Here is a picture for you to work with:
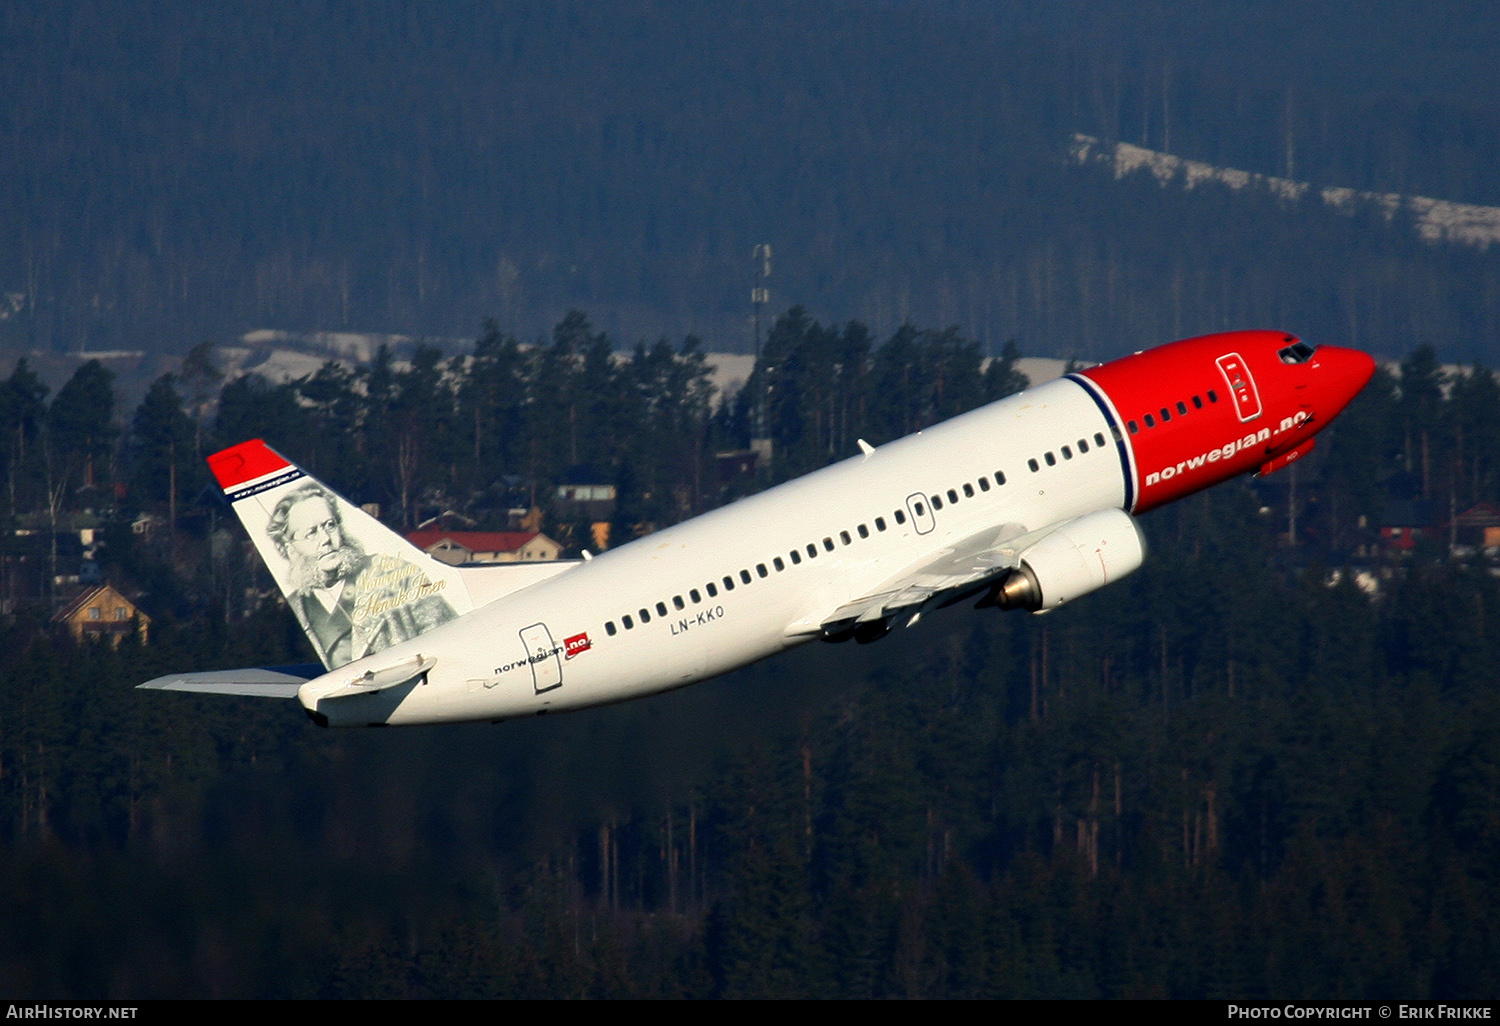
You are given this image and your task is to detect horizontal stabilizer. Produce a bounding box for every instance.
[307,654,437,701]
[458,559,582,606]
[136,663,324,699]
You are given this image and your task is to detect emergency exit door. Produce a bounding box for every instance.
[906,492,936,535]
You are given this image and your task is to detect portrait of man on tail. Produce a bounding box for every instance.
[266,482,457,668]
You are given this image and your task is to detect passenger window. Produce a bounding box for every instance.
[690,589,701,603]
[1028,458,1039,472]
[706,582,718,597]
[996,471,1006,485]
[640,608,651,624]
[656,602,668,616]
[1044,452,1056,466]
[724,576,736,590]
[1160,407,1171,422]
[1061,446,1073,460]
[931,495,943,510]
[1078,439,1089,453]
[1208,390,1219,403]
[790,549,802,564]
[1193,395,1203,409]
[1128,420,1139,434]
[913,502,925,516]
[740,569,751,584]
[806,544,818,559]
[978,477,990,492]
[1097,432,1109,446]
[673,596,684,610]
[1144,414,1155,428]
[823,537,834,551]
[606,621,617,636]
[947,489,959,503]
[623,614,634,629]
[876,517,888,531]
[963,483,974,497]
[1177,401,1188,416]
[857,524,869,538]
[774,557,785,571]
[839,531,851,545]
[895,510,907,525]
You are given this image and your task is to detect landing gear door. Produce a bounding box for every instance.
[905,492,936,535]
[1216,352,1263,423]
[518,622,563,694]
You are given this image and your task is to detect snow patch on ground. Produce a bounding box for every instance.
[223,333,1071,406]
[1071,134,1500,250]
[226,329,761,408]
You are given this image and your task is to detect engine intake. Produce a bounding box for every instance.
[994,508,1146,611]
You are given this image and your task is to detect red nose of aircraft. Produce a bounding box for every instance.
[1319,345,1377,411]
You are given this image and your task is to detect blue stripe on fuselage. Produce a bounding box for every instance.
[1066,373,1135,512]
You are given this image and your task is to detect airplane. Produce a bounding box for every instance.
[139,330,1375,727]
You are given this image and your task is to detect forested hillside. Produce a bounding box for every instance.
[7,512,1500,998]
[3,1,1500,360]
[0,312,1495,996]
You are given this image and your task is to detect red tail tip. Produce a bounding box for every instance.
[207,439,290,490]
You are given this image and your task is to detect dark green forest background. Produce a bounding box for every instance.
[0,308,1495,998]
[4,0,1500,360]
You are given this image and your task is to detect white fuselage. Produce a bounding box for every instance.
[160,330,1374,723]
[308,377,1128,726]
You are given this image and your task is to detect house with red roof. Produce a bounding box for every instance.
[405,530,562,566]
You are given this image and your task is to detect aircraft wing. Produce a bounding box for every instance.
[136,663,324,699]
[795,521,1064,637]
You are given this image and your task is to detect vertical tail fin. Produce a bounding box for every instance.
[208,440,473,670]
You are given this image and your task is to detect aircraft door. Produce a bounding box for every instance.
[518,622,563,694]
[905,492,936,535]
[1215,353,1263,422]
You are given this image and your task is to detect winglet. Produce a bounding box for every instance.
[857,438,875,456]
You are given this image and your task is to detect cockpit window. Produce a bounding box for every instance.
[1278,341,1318,364]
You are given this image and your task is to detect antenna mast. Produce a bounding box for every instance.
[751,244,771,360]
[750,244,773,469]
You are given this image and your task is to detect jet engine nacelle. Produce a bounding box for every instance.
[995,508,1147,611]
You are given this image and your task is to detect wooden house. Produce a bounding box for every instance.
[53,584,150,646]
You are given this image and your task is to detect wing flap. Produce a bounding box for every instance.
[816,521,1059,632]
[136,663,323,698]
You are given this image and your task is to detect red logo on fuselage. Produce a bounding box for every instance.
[564,632,591,659]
